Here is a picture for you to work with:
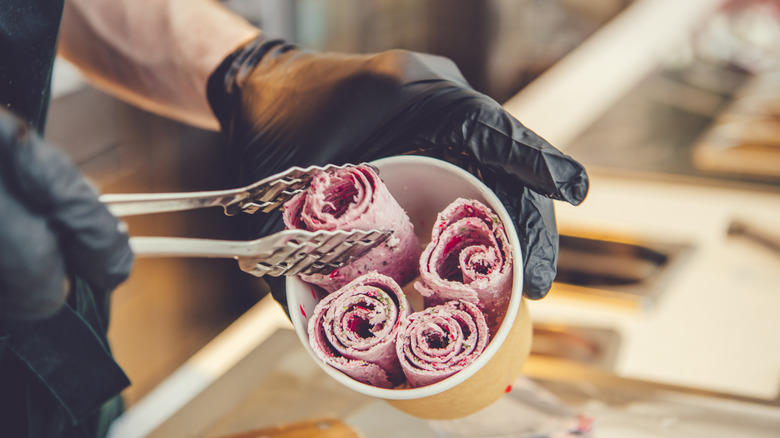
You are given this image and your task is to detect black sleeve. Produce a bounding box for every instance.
[0,0,65,132]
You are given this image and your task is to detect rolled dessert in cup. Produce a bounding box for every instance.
[283,164,421,292]
[307,271,411,388]
[287,156,531,420]
[396,299,490,388]
[415,198,513,329]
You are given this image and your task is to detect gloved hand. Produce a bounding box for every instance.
[207,35,588,302]
[0,107,134,322]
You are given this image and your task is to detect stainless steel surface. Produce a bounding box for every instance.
[129,228,392,277]
[101,163,372,217]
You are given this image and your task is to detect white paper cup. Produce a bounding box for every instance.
[286,156,532,420]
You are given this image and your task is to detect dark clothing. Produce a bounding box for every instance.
[0,279,129,438]
[0,0,64,132]
[0,0,130,436]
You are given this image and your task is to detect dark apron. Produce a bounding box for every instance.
[0,279,130,438]
[1,1,131,436]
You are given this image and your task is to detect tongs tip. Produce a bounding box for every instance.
[232,162,376,216]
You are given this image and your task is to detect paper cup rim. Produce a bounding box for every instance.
[286,155,524,400]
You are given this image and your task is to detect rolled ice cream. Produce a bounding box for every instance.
[415,198,512,328]
[308,271,411,388]
[396,300,490,388]
[283,164,421,292]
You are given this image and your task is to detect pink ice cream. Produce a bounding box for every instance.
[414,198,512,329]
[283,164,421,292]
[396,299,490,388]
[308,272,411,388]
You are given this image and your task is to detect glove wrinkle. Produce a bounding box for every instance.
[494,179,558,300]
[543,149,590,206]
[370,50,470,88]
[405,92,589,207]
[231,37,295,91]
[523,189,559,299]
[467,110,589,205]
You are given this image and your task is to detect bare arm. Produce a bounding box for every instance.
[58,0,260,131]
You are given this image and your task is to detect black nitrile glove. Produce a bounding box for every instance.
[207,35,588,305]
[0,107,134,322]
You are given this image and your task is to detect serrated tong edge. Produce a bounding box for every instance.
[100,162,379,217]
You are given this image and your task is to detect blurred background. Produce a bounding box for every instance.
[47,0,780,436]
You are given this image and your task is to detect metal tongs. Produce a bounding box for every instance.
[100,164,392,278]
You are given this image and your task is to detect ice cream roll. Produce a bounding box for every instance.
[415,198,513,329]
[284,164,421,292]
[396,299,490,388]
[307,272,411,388]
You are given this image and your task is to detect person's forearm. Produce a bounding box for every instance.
[58,0,259,131]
